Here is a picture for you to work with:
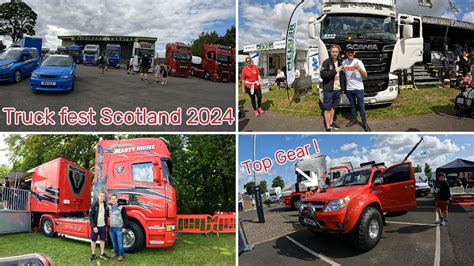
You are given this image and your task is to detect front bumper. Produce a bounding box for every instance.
[299,206,349,233]
[146,219,176,248]
[319,84,398,107]
[0,69,14,82]
[416,187,430,195]
[30,77,74,91]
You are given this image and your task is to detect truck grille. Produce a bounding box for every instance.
[353,50,392,93]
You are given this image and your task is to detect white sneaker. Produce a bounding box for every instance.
[440,220,448,226]
[435,218,443,224]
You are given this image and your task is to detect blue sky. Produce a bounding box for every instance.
[238,0,474,47]
[238,134,474,192]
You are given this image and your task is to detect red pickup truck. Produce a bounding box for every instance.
[299,160,417,250]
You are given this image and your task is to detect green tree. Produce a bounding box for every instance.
[0,0,37,43]
[424,162,432,178]
[244,181,255,195]
[259,180,268,194]
[220,26,235,47]
[0,164,11,178]
[191,31,220,56]
[272,176,285,188]
[414,164,422,173]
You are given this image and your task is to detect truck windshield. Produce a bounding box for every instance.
[331,170,371,188]
[217,54,231,63]
[42,56,71,67]
[69,51,80,56]
[321,14,396,41]
[136,48,153,57]
[84,50,97,55]
[0,49,21,60]
[173,53,192,61]
[106,51,120,57]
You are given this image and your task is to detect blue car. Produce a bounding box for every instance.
[0,47,40,83]
[30,55,76,91]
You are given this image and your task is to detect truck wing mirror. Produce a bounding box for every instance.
[308,17,317,39]
[374,177,384,186]
[402,24,413,39]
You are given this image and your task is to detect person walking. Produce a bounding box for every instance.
[155,63,161,83]
[434,173,451,226]
[140,55,152,81]
[98,54,106,75]
[241,57,264,117]
[162,65,169,84]
[108,194,129,261]
[89,191,110,261]
[320,44,343,132]
[342,47,370,131]
[127,57,134,75]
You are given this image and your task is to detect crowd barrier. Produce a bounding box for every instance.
[176,212,236,235]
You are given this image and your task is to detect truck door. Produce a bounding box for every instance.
[373,162,416,212]
[389,15,423,72]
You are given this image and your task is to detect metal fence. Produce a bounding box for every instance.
[1,187,30,211]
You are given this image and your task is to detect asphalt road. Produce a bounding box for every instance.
[0,65,235,132]
[239,198,474,265]
[239,110,474,132]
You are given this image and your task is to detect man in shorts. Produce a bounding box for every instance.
[140,55,152,81]
[434,173,451,226]
[98,54,106,75]
[89,191,110,261]
[320,44,343,131]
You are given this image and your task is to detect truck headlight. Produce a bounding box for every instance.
[0,63,14,70]
[388,79,398,87]
[166,224,176,232]
[323,197,350,212]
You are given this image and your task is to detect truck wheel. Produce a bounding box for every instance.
[41,217,56,237]
[123,221,144,253]
[14,70,21,83]
[204,72,210,80]
[349,207,382,251]
[291,197,301,210]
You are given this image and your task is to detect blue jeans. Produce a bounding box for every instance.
[109,227,124,256]
[346,90,367,124]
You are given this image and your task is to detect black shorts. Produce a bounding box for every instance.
[91,226,107,241]
[323,90,341,110]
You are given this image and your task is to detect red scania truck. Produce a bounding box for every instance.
[192,44,232,82]
[29,138,176,252]
[166,43,192,77]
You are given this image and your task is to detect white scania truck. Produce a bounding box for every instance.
[308,0,423,106]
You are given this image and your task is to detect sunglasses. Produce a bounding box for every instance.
[246,60,252,63]
[346,51,355,54]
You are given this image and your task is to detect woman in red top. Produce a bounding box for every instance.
[241,57,264,116]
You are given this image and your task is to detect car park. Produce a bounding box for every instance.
[30,55,76,92]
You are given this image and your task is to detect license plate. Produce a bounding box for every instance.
[303,218,317,227]
[41,81,56,86]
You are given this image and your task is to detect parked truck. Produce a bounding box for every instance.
[3,138,177,252]
[56,46,67,55]
[67,45,83,64]
[83,44,100,65]
[298,138,423,250]
[282,154,328,209]
[307,0,423,106]
[13,36,43,59]
[106,44,121,69]
[166,42,192,77]
[269,187,282,203]
[132,42,155,73]
[192,44,232,82]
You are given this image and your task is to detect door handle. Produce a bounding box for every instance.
[405,185,414,189]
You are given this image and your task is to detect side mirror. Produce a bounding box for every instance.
[374,177,384,186]
[308,17,316,39]
[402,24,413,39]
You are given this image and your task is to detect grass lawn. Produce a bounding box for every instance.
[238,85,460,120]
[0,232,235,265]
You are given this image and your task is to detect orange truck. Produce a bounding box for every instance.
[166,42,192,77]
[192,44,232,82]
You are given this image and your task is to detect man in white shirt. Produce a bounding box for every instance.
[342,47,370,132]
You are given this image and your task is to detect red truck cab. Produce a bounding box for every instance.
[34,138,177,252]
[192,44,232,82]
[299,161,416,250]
[166,43,192,77]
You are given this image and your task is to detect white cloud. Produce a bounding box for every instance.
[340,142,358,152]
[462,11,474,23]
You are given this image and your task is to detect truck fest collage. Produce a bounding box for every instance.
[0,0,473,265]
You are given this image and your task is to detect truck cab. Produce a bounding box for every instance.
[67,45,83,64]
[299,161,416,250]
[132,42,155,73]
[193,44,232,82]
[308,0,423,106]
[83,44,100,65]
[166,43,192,77]
[106,44,121,69]
[0,47,40,83]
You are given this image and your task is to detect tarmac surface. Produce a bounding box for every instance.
[239,110,474,132]
[239,197,474,265]
[0,65,235,132]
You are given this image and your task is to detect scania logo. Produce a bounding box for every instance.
[346,44,378,51]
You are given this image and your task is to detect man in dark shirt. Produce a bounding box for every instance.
[434,173,451,226]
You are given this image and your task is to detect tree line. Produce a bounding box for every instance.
[1,134,235,214]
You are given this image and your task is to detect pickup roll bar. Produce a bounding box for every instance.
[402,137,424,163]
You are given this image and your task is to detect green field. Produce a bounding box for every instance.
[0,232,235,265]
[238,85,460,120]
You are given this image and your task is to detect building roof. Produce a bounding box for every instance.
[422,16,474,31]
[58,35,157,43]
